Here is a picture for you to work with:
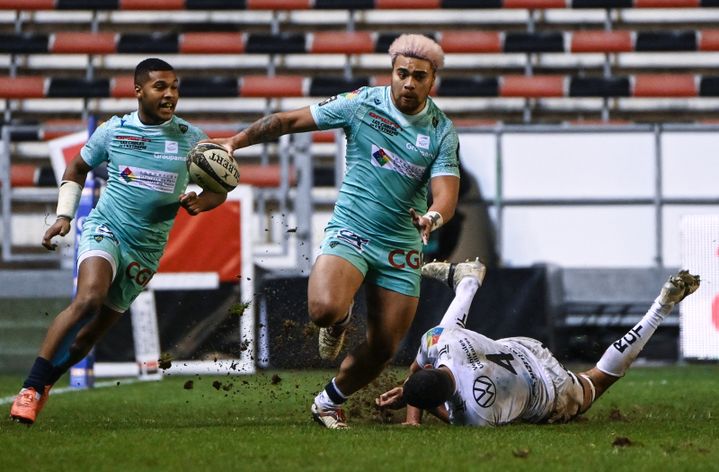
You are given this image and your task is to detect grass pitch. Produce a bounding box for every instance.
[1,365,717,471]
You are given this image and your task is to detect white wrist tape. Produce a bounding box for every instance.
[423,210,444,232]
[56,180,83,220]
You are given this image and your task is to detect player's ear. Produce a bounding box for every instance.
[134,83,142,97]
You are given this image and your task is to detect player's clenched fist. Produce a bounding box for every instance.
[42,217,71,251]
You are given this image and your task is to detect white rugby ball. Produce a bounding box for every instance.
[186,143,240,193]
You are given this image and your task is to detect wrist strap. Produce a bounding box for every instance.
[56,180,83,221]
[422,210,444,232]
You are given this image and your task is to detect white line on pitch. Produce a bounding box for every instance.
[0,378,141,406]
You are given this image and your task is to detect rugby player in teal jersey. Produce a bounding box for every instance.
[10,59,227,425]
[211,35,460,428]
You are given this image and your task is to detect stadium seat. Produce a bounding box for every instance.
[570,31,633,53]
[0,77,45,99]
[633,74,697,97]
[440,32,502,53]
[500,75,565,97]
[310,32,374,54]
[179,33,245,54]
[240,75,304,97]
[50,32,117,54]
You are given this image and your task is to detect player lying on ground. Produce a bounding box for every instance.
[208,34,460,429]
[10,58,226,426]
[376,261,700,426]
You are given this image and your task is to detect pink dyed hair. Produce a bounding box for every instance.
[388,34,445,71]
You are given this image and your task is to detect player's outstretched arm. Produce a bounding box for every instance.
[42,154,92,250]
[207,107,319,155]
[179,189,227,216]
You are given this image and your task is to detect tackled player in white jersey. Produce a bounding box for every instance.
[376,260,700,426]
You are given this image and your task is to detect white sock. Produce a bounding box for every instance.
[313,378,347,410]
[596,298,673,377]
[439,276,480,328]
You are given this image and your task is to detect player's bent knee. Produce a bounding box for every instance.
[308,299,345,327]
[70,295,105,319]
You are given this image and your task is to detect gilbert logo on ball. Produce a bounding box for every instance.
[186,143,240,193]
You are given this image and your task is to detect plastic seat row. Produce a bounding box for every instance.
[0,74,714,98]
[1,0,718,10]
[4,30,719,54]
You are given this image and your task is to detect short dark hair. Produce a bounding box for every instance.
[134,58,174,86]
[403,368,454,410]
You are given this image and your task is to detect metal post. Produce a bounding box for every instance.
[653,123,664,268]
[1,126,12,262]
[294,133,313,274]
[494,127,504,262]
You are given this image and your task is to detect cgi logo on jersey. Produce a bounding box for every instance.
[424,327,444,349]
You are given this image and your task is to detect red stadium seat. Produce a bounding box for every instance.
[41,119,86,140]
[246,0,311,8]
[376,0,441,7]
[0,77,45,98]
[10,164,37,188]
[240,76,304,97]
[120,0,184,9]
[500,75,565,97]
[111,75,135,98]
[51,32,117,54]
[633,74,697,97]
[699,30,719,51]
[239,164,297,187]
[571,31,633,53]
[180,33,245,54]
[0,0,53,9]
[310,32,374,54]
[312,131,336,143]
[441,32,502,53]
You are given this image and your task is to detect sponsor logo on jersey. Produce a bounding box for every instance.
[116,135,150,151]
[95,224,118,243]
[405,142,432,158]
[126,261,154,287]
[341,88,362,100]
[473,376,496,408]
[153,153,185,161]
[120,166,178,194]
[335,228,370,253]
[368,112,400,136]
[424,327,444,349]
[415,134,430,149]
[388,249,421,269]
[370,145,426,181]
[164,140,178,153]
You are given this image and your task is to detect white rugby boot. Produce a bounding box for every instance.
[318,302,353,361]
[311,402,349,429]
[421,258,487,291]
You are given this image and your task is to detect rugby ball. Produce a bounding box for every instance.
[186,143,240,193]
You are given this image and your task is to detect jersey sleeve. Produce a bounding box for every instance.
[309,87,367,130]
[430,125,460,179]
[80,118,114,167]
[188,125,208,147]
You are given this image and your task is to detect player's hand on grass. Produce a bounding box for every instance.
[42,217,71,251]
[376,386,406,410]
[409,208,432,245]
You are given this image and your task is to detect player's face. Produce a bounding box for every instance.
[135,70,179,125]
[390,55,435,115]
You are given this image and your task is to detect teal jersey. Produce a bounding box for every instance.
[80,112,207,251]
[310,86,460,244]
